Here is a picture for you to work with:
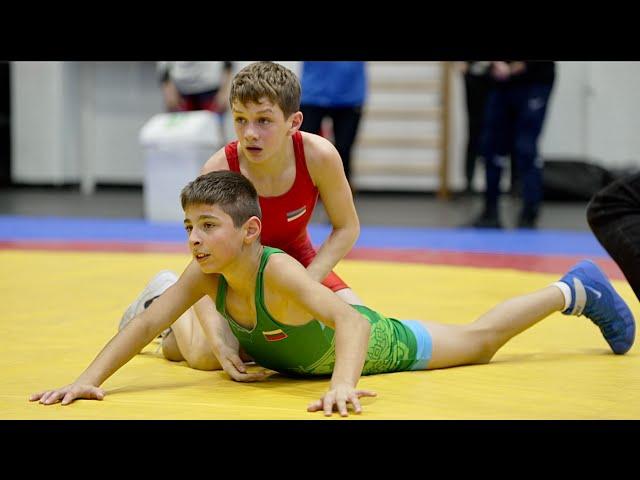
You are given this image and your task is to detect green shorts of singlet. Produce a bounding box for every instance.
[400,320,433,370]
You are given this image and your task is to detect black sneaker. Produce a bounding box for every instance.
[468,211,503,229]
[517,209,538,229]
[466,214,503,229]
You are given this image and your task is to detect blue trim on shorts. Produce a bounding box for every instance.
[401,320,432,370]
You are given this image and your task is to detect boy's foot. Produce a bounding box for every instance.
[119,270,178,336]
[559,260,635,354]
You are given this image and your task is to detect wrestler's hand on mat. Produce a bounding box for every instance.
[216,345,269,382]
[29,383,105,406]
[307,384,377,417]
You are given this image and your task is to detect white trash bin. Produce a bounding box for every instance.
[139,111,221,222]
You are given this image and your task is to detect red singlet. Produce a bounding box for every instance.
[224,131,348,291]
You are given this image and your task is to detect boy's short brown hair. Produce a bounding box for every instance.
[181,171,262,228]
[229,62,300,117]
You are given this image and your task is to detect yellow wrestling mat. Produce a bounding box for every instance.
[2,249,639,419]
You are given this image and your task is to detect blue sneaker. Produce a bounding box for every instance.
[558,259,635,354]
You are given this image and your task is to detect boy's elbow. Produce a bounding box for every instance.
[354,312,371,335]
[349,224,360,249]
[136,311,166,342]
[350,221,360,237]
[363,321,371,339]
[339,222,359,245]
[335,311,370,335]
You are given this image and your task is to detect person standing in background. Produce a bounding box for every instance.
[157,61,234,141]
[299,62,367,189]
[469,61,556,229]
[459,61,493,195]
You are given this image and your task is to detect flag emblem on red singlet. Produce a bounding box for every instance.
[263,329,288,342]
[287,206,307,222]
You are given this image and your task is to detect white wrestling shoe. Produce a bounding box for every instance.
[118,270,178,338]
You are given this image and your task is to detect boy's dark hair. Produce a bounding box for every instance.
[229,62,300,117]
[180,171,262,228]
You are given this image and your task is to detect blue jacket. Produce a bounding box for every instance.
[300,61,367,107]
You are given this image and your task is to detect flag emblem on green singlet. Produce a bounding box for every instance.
[263,329,288,342]
[286,206,306,222]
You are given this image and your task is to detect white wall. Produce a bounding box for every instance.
[12,61,163,190]
[539,62,590,159]
[11,61,640,191]
[12,62,81,184]
[89,62,163,183]
[587,62,640,166]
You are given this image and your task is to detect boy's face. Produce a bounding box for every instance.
[231,98,299,162]
[183,203,246,274]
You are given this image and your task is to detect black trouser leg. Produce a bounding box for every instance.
[587,172,640,302]
[329,106,362,182]
[299,104,325,134]
[464,74,491,191]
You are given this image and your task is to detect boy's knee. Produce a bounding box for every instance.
[472,343,496,365]
[161,332,221,370]
[161,333,184,362]
[467,326,501,364]
[163,348,184,362]
[186,352,221,371]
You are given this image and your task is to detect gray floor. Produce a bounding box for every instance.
[0,185,592,231]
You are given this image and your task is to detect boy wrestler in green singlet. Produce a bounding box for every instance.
[30,171,635,417]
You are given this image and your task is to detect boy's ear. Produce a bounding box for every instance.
[243,216,262,244]
[287,111,303,135]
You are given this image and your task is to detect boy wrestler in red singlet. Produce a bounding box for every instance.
[219,130,348,293]
[119,62,363,381]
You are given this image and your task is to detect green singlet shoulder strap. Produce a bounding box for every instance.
[215,246,286,314]
[255,246,286,306]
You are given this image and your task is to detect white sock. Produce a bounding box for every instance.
[551,281,572,311]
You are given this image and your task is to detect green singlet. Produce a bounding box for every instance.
[215,247,419,377]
